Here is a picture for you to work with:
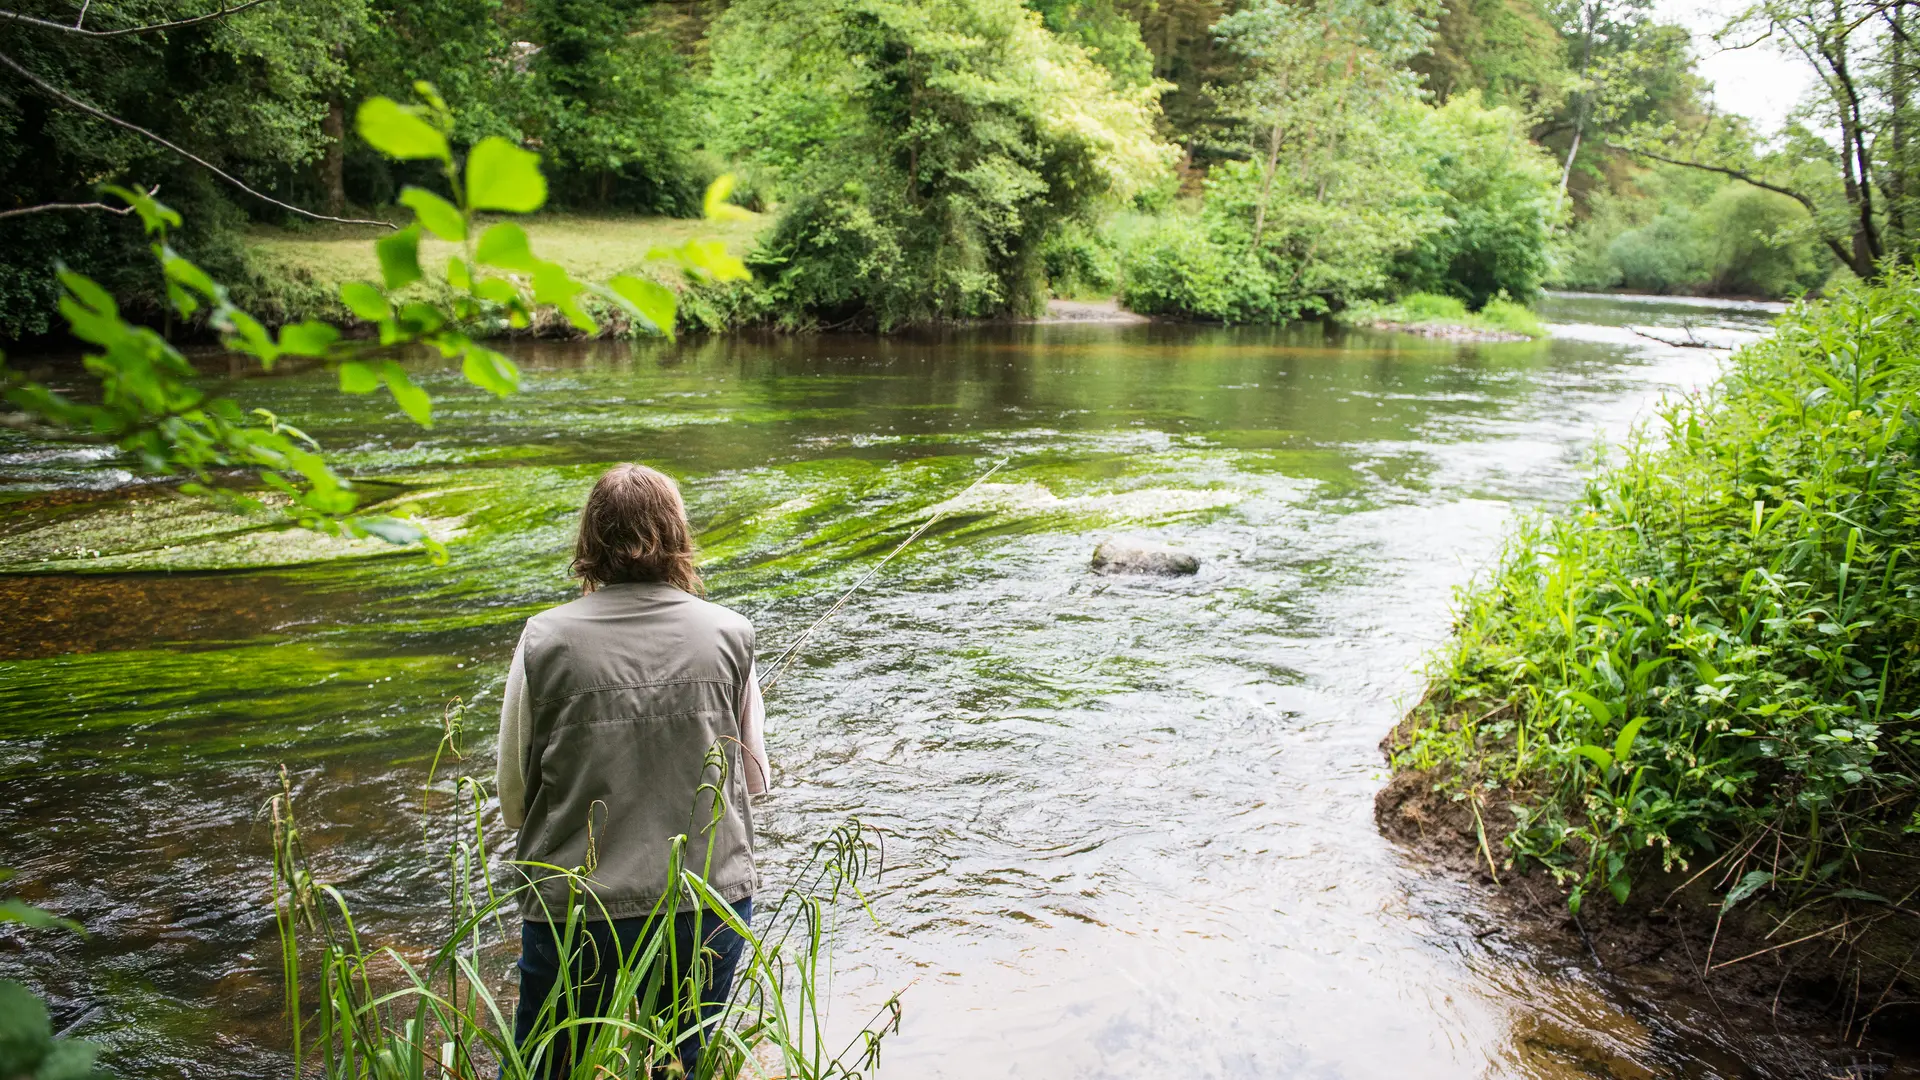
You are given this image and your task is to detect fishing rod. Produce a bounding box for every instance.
[757,457,1008,693]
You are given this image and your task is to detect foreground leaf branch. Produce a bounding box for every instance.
[0,82,752,558]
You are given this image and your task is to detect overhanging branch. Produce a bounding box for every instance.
[0,49,392,229]
[1617,143,1856,269]
[0,185,156,220]
[0,0,273,38]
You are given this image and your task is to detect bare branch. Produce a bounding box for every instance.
[1616,143,1858,270]
[0,185,157,220]
[0,0,274,39]
[0,49,393,229]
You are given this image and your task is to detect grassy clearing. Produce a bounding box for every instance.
[1390,268,1920,915]
[1342,291,1546,339]
[241,213,768,329]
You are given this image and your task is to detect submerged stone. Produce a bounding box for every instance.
[1090,538,1199,576]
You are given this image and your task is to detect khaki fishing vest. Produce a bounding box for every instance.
[514,581,758,921]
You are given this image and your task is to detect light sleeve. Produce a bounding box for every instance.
[495,639,532,830]
[739,662,770,795]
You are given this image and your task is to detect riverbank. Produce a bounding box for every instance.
[1376,764,1920,1070]
[1379,270,1920,1054]
[238,212,768,329]
[1337,292,1546,342]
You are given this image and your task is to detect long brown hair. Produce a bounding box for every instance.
[570,464,705,595]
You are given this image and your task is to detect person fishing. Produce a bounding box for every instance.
[495,462,769,1077]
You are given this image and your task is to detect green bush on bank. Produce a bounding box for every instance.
[1338,291,1545,338]
[1116,94,1556,325]
[1552,167,1838,299]
[1394,268,1920,911]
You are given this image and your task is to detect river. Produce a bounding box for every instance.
[4,293,1854,1078]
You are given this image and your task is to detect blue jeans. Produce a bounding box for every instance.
[510,897,752,1078]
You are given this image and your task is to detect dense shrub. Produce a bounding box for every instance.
[1392,93,1559,307]
[1553,166,1837,298]
[1396,268,1920,910]
[1039,219,1122,298]
[1118,214,1245,320]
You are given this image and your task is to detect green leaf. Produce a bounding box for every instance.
[1612,715,1651,764]
[1723,869,1772,910]
[1608,871,1631,905]
[340,281,391,321]
[0,898,83,934]
[531,261,594,332]
[338,361,380,394]
[396,301,446,334]
[460,346,519,396]
[474,222,537,272]
[376,226,423,290]
[399,186,465,242]
[662,238,751,282]
[352,515,426,545]
[472,277,520,304]
[607,274,677,339]
[354,97,449,162]
[1564,689,1614,726]
[702,173,754,222]
[277,320,340,358]
[465,137,546,213]
[160,248,218,299]
[446,256,471,291]
[1829,888,1891,904]
[100,183,182,235]
[381,362,432,427]
[1571,744,1614,770]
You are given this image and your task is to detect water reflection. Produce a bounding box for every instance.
[7,300,1884,1078]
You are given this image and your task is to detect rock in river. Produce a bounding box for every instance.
[1091,538,1200,576]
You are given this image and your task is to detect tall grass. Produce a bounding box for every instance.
[268,759,898,1079]
[1393,266,1920,912]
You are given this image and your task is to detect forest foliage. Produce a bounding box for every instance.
[2,0,1918,335]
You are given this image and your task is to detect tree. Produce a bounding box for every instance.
[520,0,705,213]
[1520,1,1705,219]
[1414,0,1568,114]
[712,0,1170,328]
[1210,0,1436,250]
[1621,0,1919,278]
[0,1,392,336]
[1026,0,1159,88]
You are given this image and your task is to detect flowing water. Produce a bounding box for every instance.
[4,294,1878,1078]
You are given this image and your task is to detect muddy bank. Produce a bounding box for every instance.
[1375,758,1920,1075]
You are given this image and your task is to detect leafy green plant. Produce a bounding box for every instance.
[0,873,107,1080]
[0,84,748,555]
[1394,266,1920,911]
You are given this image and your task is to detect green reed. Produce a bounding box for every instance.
[269,759,898,1079]
[1394,265,1920,913]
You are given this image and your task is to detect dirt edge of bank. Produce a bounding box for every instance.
[1374,727,1920,1073]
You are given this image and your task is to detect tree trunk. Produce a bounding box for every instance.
[1551,1,1602,220]
[1251,117,1283,251]
[320,101,346,218]
[1890,2,1913,259]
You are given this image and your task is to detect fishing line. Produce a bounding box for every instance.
[758,457,1008,693]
